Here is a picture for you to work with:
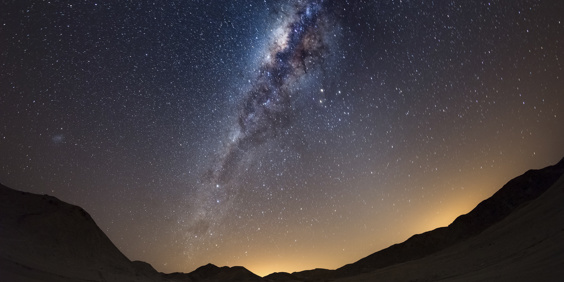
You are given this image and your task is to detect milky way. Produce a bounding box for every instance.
[182,0,336,243]
[207,0,332,186]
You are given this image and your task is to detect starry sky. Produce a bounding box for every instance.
[1,0,564,277]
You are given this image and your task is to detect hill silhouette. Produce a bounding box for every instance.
[1,157,563,281]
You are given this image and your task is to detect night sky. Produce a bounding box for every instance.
[1,0,564,277]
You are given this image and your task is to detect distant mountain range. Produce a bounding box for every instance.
[1,157,563,282]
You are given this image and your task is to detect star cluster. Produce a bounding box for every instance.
[1,0,563,276]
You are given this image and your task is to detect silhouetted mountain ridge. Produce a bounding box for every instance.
[1,157,563,281]
[168,263,263,282]
[0,183,262,282]
[294,157,564,280]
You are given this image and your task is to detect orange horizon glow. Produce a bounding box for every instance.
[166,159,550,278]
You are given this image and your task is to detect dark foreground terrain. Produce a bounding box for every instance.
[1,158,563,281]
